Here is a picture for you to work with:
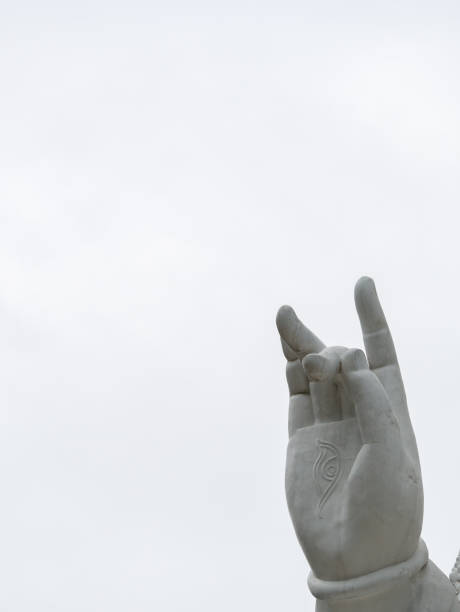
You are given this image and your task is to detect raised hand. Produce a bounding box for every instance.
[276,277,423,581]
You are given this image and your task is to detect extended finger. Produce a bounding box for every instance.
[341,348,399,444]
[276,305,325,357]
[278,318,315,435]
[354,277,398,370]
[285,360,314,435]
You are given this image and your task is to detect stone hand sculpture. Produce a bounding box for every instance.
[276,277,460,612]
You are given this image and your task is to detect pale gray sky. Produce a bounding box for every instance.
[3,3,460,611]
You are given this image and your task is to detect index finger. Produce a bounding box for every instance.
[354,277,398,369]
[276,305,325,357]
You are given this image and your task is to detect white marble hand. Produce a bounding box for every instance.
[276,277,423,581]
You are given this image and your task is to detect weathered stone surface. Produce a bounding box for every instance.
[276,277,460,611]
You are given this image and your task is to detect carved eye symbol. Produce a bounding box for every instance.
[313,441,342,517]
[324,460,338,480]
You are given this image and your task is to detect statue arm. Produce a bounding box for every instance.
[314,559,460,612]
[420,561,460,612]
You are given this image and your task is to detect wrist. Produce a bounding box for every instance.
[310,540,425,612]
[310,540,460,612]
[309,540,428,605]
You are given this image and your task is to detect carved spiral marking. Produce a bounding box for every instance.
[313,440,342,517]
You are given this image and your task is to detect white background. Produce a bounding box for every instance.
[3,2,460,611]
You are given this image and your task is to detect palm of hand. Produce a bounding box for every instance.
[277,278,423,581]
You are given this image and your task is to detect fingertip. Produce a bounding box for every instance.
[276,304,299,339]
[276,304,325,355]
[302,351,341,382]
[354,276,377,306]
[341,348,369,373]
[276,304,297,335]
[277,307,300,359]
[354,276,387,333]
[302,353,326,382]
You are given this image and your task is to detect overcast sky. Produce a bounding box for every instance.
[3,3,460,611]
